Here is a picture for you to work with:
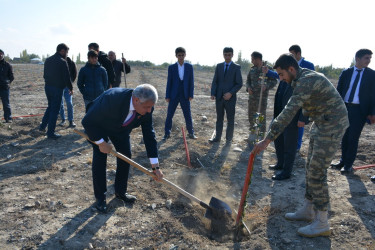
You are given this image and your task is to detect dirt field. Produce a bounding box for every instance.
[0,64,374,249]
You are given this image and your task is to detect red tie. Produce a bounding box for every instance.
[122,111,136,127]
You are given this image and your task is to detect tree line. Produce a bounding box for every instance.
[4,49,349,80]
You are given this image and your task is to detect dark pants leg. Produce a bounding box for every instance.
[180,97,194,134]
[110,133,132,195]
[297,127,304,150]
[41,85,63,136]
[280,126,298,176]
[0,89,11,120]
[92,139,109,201]
[274,131,285,167]
[340,105,366,168]
[224,96,236,141]
[215,99,225,139]
[164,98,179,135]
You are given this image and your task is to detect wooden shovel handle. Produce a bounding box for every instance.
[73,129,210,210]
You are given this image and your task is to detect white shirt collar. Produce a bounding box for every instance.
[130,97,135,111]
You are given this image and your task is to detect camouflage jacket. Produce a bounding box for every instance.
[246,65,278,94]
[266,68,349,141]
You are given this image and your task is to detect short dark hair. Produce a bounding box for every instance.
[251,51,262,60]
[175,47,186,55]
[88,43,99,50]
[289,45,301,54]
[87,50,98,58]
[355,49,373,59]
[56,43,69,52]
[223,47,233,54]
[273,53,299,70]
[0,49,4,54]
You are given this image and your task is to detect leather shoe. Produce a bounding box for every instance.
[371,176,375,182]
[269,164,283,170]
[162,134,170,141]
[209,137,221,143]
[48,133,62,140]
[115,193,137,203]
[95,199,107,213]
[272,173,290,180]
[340,166,354,175]
[38,126,46,132]
[188,133,198,139]
[331,161,344,169]
[68,121,76,128]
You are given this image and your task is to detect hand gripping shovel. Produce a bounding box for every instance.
[74,129,232,219]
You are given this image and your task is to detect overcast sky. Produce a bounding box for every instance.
[1,0,374,68]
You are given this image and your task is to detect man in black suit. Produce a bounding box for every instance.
[332,49,375,174]
[82,84,164,213]
[210,47,243,143]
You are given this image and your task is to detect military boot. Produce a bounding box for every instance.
[285,199,315,222]
[297,210,330,237]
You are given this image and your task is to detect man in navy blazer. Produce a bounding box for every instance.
[331,49,375,174]
[210,47,243,143]
[163,47,196,140]
[289,45,314,153]
[82,84,164,213]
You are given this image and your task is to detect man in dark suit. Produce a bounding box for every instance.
[210,47,243,143]
[289,45,314,153]
[331,49,375,174]
[163,47,196,140]
[82,84,164,213]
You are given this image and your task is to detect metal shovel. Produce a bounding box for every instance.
[74,129,232,219]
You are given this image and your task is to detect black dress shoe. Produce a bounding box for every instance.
[272,173,290,180]
[209,137,221,143]
[340,166,354,175]
[115,193,137,203]
[48,133,62,140]
[68,121,76,128]
[162,134,170,141]
[331,161,344,169]
[5,119,12,123]
[371,175,375,182]
[269,164,283,170]
[38,126,46,132]
[188,133,198,139]
[95,199,107,213]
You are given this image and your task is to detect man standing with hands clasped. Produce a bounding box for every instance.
[210,47,242,143]
[82,84,164,213]
[252,54,348,237]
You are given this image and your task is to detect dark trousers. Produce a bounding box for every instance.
[274,125,298,176]
[92,132,131,201]
[340,104,367,168]
[215,96,236,140]
[0,89,11,120]
[40,84,63,136]
[164,83,194,135]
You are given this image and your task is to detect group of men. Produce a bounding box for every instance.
[1,43,374,238]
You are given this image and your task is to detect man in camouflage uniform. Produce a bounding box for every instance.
[246,51,278,142]
[252,54,349,238]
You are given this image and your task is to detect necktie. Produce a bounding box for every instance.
[224,64,229,77]
[348,69,362,103]
[122,110,136,127]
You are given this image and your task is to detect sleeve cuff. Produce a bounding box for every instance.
[149,158,159,164]
[95,138,104,144]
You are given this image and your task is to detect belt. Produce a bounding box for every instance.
[345,102,360,107]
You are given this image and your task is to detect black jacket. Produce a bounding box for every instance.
[43,52,73,90]
[82,88,158,158]
[66,57,77,82]
[274,81,301,128]
[98,51,116,88]
[111,60,131,87]
[0,59,14,90]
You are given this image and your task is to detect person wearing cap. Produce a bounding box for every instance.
[0,49,14,123]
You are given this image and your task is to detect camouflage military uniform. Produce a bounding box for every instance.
[246,65,277,134]
[266,68,349,211]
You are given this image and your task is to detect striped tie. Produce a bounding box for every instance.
[122,111,136,127]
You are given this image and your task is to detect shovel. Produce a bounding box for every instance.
[74,129,232,219]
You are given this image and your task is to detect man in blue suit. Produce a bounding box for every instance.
[82,84,164,213]
[289,45,314,153]
[163,47,197,140]
[331,49,375,174]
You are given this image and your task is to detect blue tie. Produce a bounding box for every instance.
[122,111,136,127]
[348,69,362,103]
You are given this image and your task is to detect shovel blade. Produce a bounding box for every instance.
[204,196,232,219]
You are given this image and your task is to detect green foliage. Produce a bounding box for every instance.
[235,51,252,73]
[4,54,11,61]
[315,64,344,80]
[76,53,84,64]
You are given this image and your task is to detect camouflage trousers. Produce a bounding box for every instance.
[248,91,269,134]
[305,122,346,211]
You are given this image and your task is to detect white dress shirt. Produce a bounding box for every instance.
[178,62,184,80]
[344,66,364,104]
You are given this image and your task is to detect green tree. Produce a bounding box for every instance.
[76,53,84,64]
[235,50,251,73]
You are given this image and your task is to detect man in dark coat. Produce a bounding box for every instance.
[108,51,131,88]
[82,84,164,213]
[0,49,14,123]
